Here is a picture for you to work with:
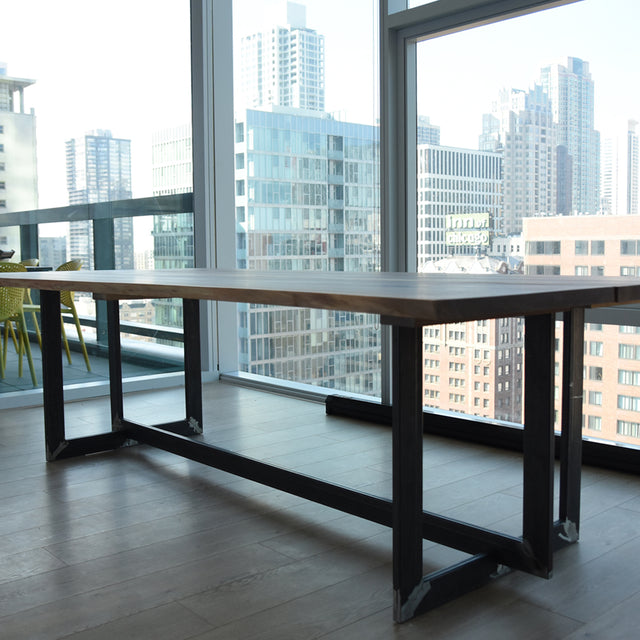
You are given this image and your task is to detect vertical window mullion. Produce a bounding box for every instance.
[191,0,236,375]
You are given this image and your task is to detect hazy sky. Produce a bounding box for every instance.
[1,0,192,207]
[417,0,640,148]
[233,0,378,124]
[1,0,639,210]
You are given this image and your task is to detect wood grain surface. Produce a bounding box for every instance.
[0,268,639,324]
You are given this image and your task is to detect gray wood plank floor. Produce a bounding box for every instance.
[1,381,639,639]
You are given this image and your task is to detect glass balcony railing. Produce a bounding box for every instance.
[0,193,193,396]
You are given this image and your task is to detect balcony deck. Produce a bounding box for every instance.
[1,380,640,637]
[0,336,181,395]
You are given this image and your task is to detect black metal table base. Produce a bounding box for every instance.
[39,292,584,623]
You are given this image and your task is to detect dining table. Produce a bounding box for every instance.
[2,267,639,622]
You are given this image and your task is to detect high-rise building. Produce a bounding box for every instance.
[232,4,380,395]
[239,2,325,112]
[0,63,37,255]
[150,123,194,327]
[539,57,600,215]
[600,137,617,215]
[151,123,192,197]
[234,106,380,394]
[524,214,640,446]
[417,116,440,145]
[65,129,133,270]
[38,236,67,270]
[628,120,639,215]
[480,86,556,235]
[417,144,502,265]
[419,257,524,424]
[600,120,639,216]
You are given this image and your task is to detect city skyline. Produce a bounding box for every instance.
[1,0,191,208]
[2,0,640,212]
[416,0,640,150]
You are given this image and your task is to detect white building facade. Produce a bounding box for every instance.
[0,63,37,255]
[417,144,502,266]
[239,2,325,112]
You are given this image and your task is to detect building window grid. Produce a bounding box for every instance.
[587,415,602,431]
[618,420,640,438]
[618,395,640,412]
[588,390,603,406]
[619,343,640,360]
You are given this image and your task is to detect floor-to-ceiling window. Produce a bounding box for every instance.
[0,1,192,394]
[384,0,640,448]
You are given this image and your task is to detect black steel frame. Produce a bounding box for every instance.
[39,290,584,623]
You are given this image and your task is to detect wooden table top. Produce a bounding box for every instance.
[1,268,639,325]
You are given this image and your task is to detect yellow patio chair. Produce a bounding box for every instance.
[23,259,91,372]
[58,259,91,372]
[20,258,42,348]
[0,262,38,386]
[2,258,41,353]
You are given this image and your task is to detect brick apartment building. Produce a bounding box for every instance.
[524,214,640,446]
[421,257,524,424]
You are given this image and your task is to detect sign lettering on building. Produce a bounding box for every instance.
[445,213,491,246]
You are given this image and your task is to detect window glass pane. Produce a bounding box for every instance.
[413,0,640,445]
[233,0,381,396]
[1,1,192,394]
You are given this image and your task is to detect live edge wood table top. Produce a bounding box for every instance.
[1,268,640,323]
[3,267,640,623]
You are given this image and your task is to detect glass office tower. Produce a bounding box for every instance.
[66,129,134,270]
[234,106,380,395]
[232,2,380,395]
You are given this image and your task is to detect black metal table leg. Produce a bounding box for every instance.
[43,294,204,457]
[42,294,130,459]
[523,313,555,577]
[558,308,584,544]
[41,290,65,461]
[183,298,203,434]
[120,297,202,437]
[106,299,124,429]
[392,323,425,623]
